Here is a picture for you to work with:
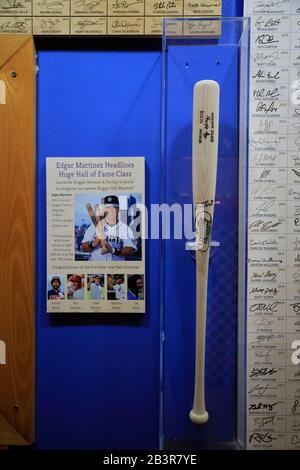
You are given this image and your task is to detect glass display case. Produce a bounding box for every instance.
[160,17,250,450]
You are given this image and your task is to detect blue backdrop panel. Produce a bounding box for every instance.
[35,0,244,451]
[163,44,240,444]
[36,51,161,450]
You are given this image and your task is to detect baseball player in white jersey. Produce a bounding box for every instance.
[81,195,136,261]
[113,275,125,300]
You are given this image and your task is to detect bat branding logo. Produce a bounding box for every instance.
[199,111,215,143]
[195,201,213,252]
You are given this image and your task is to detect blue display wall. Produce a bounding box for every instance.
[35,0,244,451]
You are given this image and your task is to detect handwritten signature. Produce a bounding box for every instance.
[1,0,25,9]
[0,19,27,31]
[253,415,275,428]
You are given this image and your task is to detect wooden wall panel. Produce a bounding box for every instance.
[0,36,35,444]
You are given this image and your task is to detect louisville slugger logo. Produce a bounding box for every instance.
[195,202,214,252]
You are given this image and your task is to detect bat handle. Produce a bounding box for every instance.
[190,252,209,424]
[189,352,209,424]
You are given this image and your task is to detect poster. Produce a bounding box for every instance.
[46,157,145,314]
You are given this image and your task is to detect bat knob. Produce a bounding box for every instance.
[189,409,209,424]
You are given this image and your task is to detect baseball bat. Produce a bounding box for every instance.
[189,80,220,424]
[85,203,98,226]
[85,203,109,254]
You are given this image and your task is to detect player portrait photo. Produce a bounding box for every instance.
[67,274,85,300]
[127,274,144,301]
[87,274,105,300]
[107,274,125,300]
[47,275,65,300]
[74,193,142,262]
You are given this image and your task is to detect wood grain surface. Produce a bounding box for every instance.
[0,414,28,446]
[0,36,35,444]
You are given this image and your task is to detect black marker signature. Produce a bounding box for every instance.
[1,0,25,8]
[249,136,280,150]
[254,415,275,428]
[153,1,177,10]
[248,383,270,396]
[255,16,281,30]
[75,0,101,10]
[250,286,278,296]
[255,317,274,327]
[250,270,277,282]
[256,101,278,114]
[291,237,300,248]
[0,19,27,31]
[249,219,282,231]
[249,401,278,411]
[77,19,102,29]
[259,169,271,179]
[292,168,300,178]
[252,69,280,80]
[37,0,64,9]
[290,302,300,313]
[255,349,272,361]
[252,51,280,64]
[251,334,279,346]
[255,34,279,45]
[291,419,300,430]
[249,256,282,264]
[289,188,300,197]
[253,88,280,99]
[294,269,300,281]
[294,137,300,149]
[186,21,215,32]
[249,432,277,444]
[291,155,300,165]
[255,200,275,213]
[41,18,62,29]
[250,302,279,313]
[252,184,278,197]
[253,0,288,10]
[112,0,143,9]
[291,434,300,445]
[256,119,274,134]
[254,153,277,165]
[250,238,278,247]
[292,399,300,414]
[112,19,140,29]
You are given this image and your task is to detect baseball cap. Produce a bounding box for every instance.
[103,195,119,207]
[51,276,61,283]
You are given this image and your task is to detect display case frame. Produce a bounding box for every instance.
[160,16,250,450]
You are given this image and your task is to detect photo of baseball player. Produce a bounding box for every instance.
[74,193,142,261]
[87,274,105,300]
[107,274,125,300]
[127,274,144,301]
[48,275,65,300]
[67,274,85,300]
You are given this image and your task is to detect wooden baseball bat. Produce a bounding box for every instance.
[190,80,220,424]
